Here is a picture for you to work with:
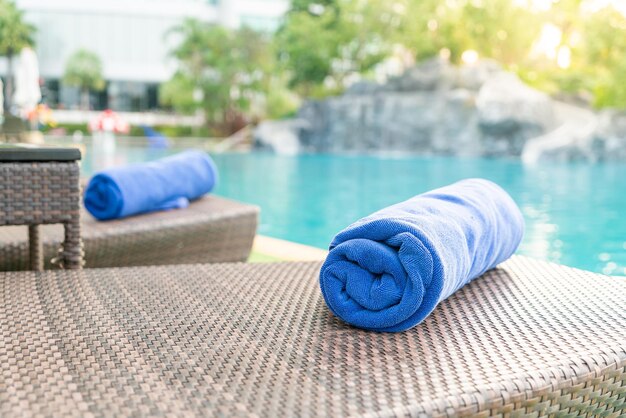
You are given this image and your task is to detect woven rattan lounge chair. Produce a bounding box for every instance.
[1,256,624,417]
[0,195,258,269]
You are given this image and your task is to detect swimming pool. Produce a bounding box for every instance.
[78,141,626,275]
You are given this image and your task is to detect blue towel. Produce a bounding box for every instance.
[84,150,218,220]
[319,178,524,332]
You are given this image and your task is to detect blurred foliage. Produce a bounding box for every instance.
[275,0,542,95]
[63,49,105,110]
[162,0,626,117]
[40,122,88,135]
[275,0,398,96]
[0,0,34,57]
[159,73,197,114]
[273,0,626,109]
[581,7,626,108]
[394,0,542,66]
[160,20,296,135]
[265,77,301,119]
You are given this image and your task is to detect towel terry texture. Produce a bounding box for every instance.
[319,178,524,332]
[84,150,218,220]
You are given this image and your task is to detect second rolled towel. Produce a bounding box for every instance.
[84,150,218,220]
[319,178,524,332]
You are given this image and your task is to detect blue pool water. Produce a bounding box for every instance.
[79,142,626,275]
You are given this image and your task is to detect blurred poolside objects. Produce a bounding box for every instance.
[142,125,169,149]
[88,109,129,135]
[53,109,204,127]
[43,135,229,154]
[26,104,56,132]
[12,47,41,119]
[88,109,129,171]
[0,78,3,121]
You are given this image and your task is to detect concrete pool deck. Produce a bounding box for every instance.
[250,235,327,262]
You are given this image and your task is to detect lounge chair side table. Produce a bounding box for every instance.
[0,144,82,270]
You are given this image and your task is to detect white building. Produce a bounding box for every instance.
[2,0,288,111]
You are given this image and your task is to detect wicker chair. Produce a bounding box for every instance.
[1,256,624,417]
[0,195,259,269]
[0,146,82,271]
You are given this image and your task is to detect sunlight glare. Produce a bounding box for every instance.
[582,0,626,15]
[461,49,479,65]
[556,45,571,69]
[532,23,562,60]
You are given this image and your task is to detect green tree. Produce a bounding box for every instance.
[275,10,338,95]
[63,49,105,110]
[289,0,338,14]
[159,73,197,114]
[397,0,541,66]
[0,0,35,111]
[581,6,626,108]
[162,1,626,113]
[518,3,626,109]
[161,20,275,135]
[276,0,397,96]
[276,0,541,96]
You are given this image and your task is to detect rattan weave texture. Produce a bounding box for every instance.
[1,256,624,417]
[0,162,82,270]
[0,196,258,269]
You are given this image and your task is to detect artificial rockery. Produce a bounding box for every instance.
[255,59,626,163]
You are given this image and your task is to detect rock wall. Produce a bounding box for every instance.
[255,59,626,162]
[588,111,626,162]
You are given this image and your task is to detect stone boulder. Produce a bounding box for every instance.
[253,119,309,155]
[453,59,502,91]
[297,91,460,154]
[255,59,583,159]
[386,58,451,92]
[591,110,626,161]
[476,72,555,156]
[344,81,383,95]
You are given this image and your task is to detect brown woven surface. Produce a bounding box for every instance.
[0,162,82,270]
[0,195,258,269]
[1,256,624,417]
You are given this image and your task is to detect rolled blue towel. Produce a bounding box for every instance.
[319,178,524,332]
[84,150,218,220]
